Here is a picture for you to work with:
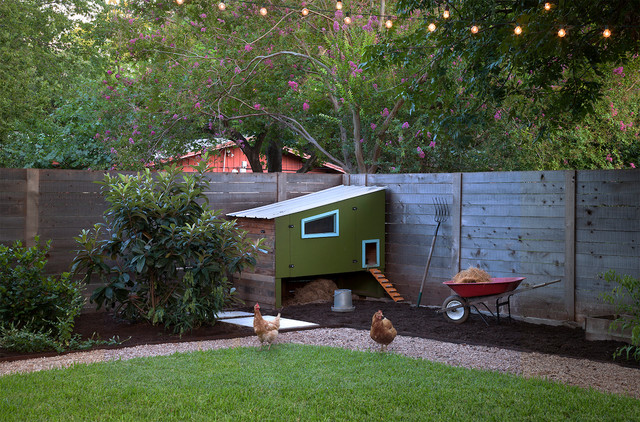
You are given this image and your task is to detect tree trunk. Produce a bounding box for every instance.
[266,136,283,173]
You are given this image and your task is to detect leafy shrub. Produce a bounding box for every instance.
[0,238,85,352]
[72,158,263,333]
[601,270,640,362]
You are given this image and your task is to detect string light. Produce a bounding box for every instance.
[205,0,623,43]
[176,0,183,4]
[443,5,450,19]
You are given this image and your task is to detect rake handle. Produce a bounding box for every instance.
[416,221,441,307]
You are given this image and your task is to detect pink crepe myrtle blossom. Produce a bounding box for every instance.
[429,141,436,148]
[244,44,253,52]
[254,104,261,110]
[620,121,633,131]
[417,147,425,158]
[303,102,310,111]
[606,153,613,162]
[402,122,410,129]
[288,81,299,91]
[370,123,377,130]
[381,108,390,118]
[195,102,201,108]
[630,163,636,168]
[613,67,625,77]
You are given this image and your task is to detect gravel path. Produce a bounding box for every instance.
[1,328,638,399]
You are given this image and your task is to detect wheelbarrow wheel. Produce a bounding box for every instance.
[443,295,470,324]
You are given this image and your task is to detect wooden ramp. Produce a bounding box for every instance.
[368,269,404,302]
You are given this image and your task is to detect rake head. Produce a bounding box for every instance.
[433,197,450,223]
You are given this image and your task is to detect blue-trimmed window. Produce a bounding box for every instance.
[362,239,380,268]
[301,210,339,238]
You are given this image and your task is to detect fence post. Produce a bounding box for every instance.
[564,170,576,322]
[25,169,39,247]
[277,172,288,202]
[451,172,462,275]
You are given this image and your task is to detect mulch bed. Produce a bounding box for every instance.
[2,299,638,369]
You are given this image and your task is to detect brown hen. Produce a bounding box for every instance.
[253,303,281,350]
[370,310,397,352]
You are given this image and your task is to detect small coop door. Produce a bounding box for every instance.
[362,239,380,268]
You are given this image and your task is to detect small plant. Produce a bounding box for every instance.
[0,237,96,353]
[72,157,264,333]
[601,269,640,362]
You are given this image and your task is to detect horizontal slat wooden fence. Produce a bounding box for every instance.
[1,168,638,323]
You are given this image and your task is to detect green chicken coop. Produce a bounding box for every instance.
[227,185,402,308]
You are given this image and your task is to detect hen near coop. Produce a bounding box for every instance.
[253,303,281,350]
[370,310,397,352]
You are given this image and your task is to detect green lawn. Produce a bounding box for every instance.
[1,344,637,421]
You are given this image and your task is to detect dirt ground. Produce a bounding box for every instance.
[2,298,638,369]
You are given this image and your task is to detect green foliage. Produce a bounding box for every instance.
[601,270,640,362]
[0,0,104,148]
[72,158,263,333]
[0,238,85,352]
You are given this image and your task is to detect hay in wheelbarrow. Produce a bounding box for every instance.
[452,266,492,283]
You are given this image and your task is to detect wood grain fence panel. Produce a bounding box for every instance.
[574,170,640,321]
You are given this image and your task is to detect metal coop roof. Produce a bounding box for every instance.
[227,185,386,219]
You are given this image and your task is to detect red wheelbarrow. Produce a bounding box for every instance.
[439,277,561,324]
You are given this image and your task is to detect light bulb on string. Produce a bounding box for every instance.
[218,0,226,11]
[470,24,479,34]
[443,5,450,19]
[301,7,309,16]
[428,22,436,32]
[603,27,611,38]
[557,28,566,38]
[544,2,552,11]
[176,0,184,4]
[514,25,522,35]
[344,13,352,25]
[335,0,343,10]
[259,6,267,15]
[385,19,393,29]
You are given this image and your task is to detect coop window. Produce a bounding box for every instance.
[301,210,339,238]
[362,239,380,268]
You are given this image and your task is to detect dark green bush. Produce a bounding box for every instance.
[72,158,264,333]
[0,237,85,352]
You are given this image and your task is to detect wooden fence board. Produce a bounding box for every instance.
[462,204,564,218]
[462,193,566,206]
[461,215,565,229]
[462,170,566,183]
